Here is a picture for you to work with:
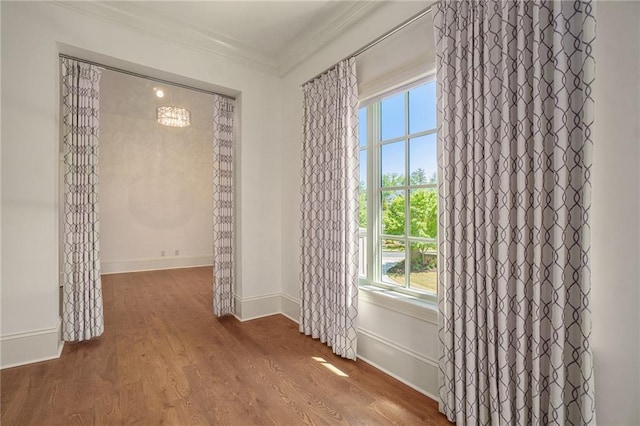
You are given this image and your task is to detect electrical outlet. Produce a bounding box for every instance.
[161,250,165,257]
[175,249,179,256]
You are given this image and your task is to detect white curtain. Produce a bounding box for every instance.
[435,1,596,424]
[212,95,236,317]
[61,57,105,341]
[299,58,359,360]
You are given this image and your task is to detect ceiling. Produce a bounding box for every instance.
[57,1,382,75]
[132,1,334,56]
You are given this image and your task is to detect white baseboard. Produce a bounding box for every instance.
[1,318,64,369]
[101,255,213,274]
[278,295,438,400]
[234,293,281,321]
[357,327,439,400]
[280,293,300,323]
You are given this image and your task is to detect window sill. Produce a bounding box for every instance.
[358,284,438,325]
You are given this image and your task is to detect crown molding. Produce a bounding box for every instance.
[277,1,383,77]
[52,1,385,78]
[53,1,279,76]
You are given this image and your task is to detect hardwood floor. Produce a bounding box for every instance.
[1,267,451,425]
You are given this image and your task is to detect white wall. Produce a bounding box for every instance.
[281,1,640,423]
[1,1,282,367]
[591,2,640,424]
[99,69,214,273]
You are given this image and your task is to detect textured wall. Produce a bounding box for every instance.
[99,69,214,271]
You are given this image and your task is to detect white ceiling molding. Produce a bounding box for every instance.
[54,1,280,75]
[53,1,382,78]
[276,1,382,77]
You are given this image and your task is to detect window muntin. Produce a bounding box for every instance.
[358,78,437,298]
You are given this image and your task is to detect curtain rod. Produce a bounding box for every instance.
[303,2,437,86]
[59,54,236,100]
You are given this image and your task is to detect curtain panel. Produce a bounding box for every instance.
[435,1,596,425]
[300,58,360,360]
[212,95,236,317]
[61,57,105,341]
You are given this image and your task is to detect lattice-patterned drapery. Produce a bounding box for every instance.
[212,95,236,317]
[435,1,596,424]
[299,58,360,360]
[61,57,105,341]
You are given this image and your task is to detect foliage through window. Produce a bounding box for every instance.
[358,78,437,298]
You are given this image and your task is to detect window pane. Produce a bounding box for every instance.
[409,82,436,134]
[409,241,437,293]
[358,231,367,277]
[359,190,367,228]
[381,92,405,141]
[359,149,367,228]
[381,239,405,287]
[409,188,437,239]
[409,134,437,185]
[381,141,405,187]
[359,108,367,147]
[359,149,367,190]
[382,190,405,236]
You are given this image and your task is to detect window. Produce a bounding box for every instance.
[358,78,437,300]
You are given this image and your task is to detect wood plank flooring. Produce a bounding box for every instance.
[1,267,451,425]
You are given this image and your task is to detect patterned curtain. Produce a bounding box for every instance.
[300,58,359,360]
[212,95,236,317]
[435,1,596,424]
[61,58,104,341]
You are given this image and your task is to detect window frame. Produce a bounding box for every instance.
[358,74,438,303]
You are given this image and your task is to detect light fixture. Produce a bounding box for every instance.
[155,88,165,98]
[157,106,191,128]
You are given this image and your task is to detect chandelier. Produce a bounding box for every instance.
[156,106,191,127]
